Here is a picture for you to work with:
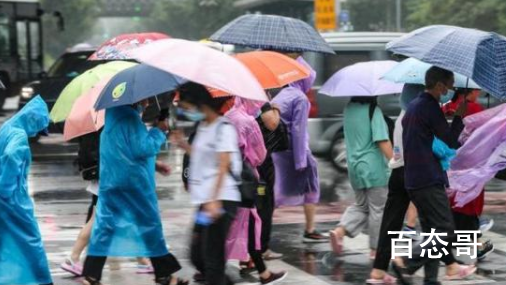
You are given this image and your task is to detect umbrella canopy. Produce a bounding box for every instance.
[382,58,481,89]
[88,32,170,61]
[386,25,506,98]
[320,60,404,97]
[94,64,186,110]
[63,77,109,141]
[209,14,334,54]
[128,39,268,102]
[50,61,137,122]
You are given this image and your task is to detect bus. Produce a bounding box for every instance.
[0,0,62,109]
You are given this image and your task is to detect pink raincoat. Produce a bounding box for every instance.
[224,103,266,260]
[271,57,320,206]
[447,103,506,207]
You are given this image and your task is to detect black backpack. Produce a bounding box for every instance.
[77,131,101,181]
[368,104,394,142]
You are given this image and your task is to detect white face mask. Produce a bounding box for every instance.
[440,89,455,104]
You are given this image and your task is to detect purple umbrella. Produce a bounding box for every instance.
[320,60,404,97]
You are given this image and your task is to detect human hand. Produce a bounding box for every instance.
[203,200,223,220]
[155,161,171,176]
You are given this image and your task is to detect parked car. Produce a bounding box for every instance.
[18,45,99,132]
[305,32,502,171]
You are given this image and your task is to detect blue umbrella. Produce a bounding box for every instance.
[209,14,335,54]
[386,25,506,98]
[382,58,481,89]
[94,64,186,110]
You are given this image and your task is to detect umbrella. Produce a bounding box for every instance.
[386,25,506,98]
[382,58,481,89]
[320,61,404,97]
[50,61,137,122]
[211,51,310,98]
[128,39,268,102]
[94,64,186,110]
[88,32,170,61]
[63,77,109,141]
[209,14,334,54]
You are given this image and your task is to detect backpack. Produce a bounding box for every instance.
[77,131,101,181]
[368,103,394,142]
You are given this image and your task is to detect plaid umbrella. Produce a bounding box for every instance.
[209,14,334,54]
[386,25,506,99]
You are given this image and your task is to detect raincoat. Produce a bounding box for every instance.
[88,105,168,257]
[224,102,266,260]
[271,57,319,206]
[447,104,506,208]
[0,96,52,285]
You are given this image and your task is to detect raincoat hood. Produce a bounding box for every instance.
[233,97,264,117]
[3,95,49,137]
[289,56,316,94]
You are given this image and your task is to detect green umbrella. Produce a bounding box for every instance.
[50,61,137,122]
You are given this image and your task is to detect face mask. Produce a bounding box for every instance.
[440,88,455,104]
[182,109,205,122]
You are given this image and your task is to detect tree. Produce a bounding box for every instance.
[146,0,241,40]
[41,0,100,60]
[405,0,506,35]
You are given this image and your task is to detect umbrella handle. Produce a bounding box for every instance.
[155,95,161,111]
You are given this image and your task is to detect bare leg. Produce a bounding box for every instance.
[406,203,418,229]
[71,209,95,262]
[136,257,151,266]
[304,203,316,233]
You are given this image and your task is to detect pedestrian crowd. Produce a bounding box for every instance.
[0,16,504,285]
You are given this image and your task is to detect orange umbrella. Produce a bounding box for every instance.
[210,51,310,97]
[235,51,310,89]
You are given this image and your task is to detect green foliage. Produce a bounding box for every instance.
[41,0,99,59]
[146,0,241,40]
[405,0,506,34]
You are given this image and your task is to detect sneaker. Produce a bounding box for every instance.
[303,230,330,243]
[60,256,83,276]
[477,240,495,261]
[479,218,494,233]
[262,249,283,260]
[260,271,288,285]
[136,264,154,274]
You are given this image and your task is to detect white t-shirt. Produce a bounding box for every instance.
[389,111,405,169]
[189,117,242,205]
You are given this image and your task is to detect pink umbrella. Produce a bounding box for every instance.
[128,39,268,102]
[63,77,110,141]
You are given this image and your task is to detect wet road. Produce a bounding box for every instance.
[2,98,506,285]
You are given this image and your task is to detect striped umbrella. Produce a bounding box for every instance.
[387,25,506,99]
[210,14,334,54]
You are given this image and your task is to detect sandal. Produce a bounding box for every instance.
[155,277,190,285]
[391,262,413,285]
[366,273,397,284]
[60,256,83,276]
[329,230,343,254]
[444,265,476,280]
[82,277,104,285]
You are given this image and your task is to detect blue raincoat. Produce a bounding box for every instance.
[0,96,52,285]
[87,105,168,257]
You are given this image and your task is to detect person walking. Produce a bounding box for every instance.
[81,99,186,285]
[393,67,475,285]
[0,96,53,285]
[367,84,423,284]
[329,96,393,259]
[270,56,327,243]
[173,83,241,285]
[225,98,288,284]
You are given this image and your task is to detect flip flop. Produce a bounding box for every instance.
[60,257,83,276]
[444,265,476,280]
[329,230,343,254]
[366,273,397,284]
[391,262,412,285]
